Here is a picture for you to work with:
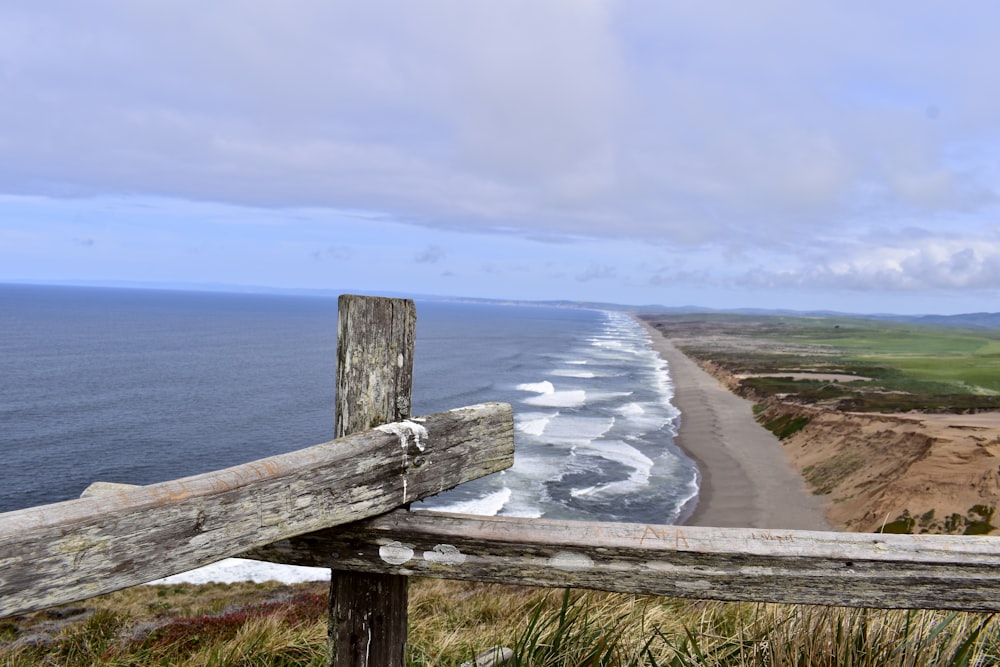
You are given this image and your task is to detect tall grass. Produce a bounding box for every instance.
[3,580,998,666]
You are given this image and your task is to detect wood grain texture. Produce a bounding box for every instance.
[0,403,514,618]
[248,510,1000,611]
[329,571,408,667]
[330,294,416,667]
[335,294,416,437]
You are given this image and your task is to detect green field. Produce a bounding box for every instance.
[647,314,1000,412]
[779,319,1000,394]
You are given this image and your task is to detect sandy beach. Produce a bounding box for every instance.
[635,317,832,530]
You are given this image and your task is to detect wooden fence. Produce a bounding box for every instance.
[3,294,1000,667]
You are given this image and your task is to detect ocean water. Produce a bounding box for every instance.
[413,302,698,524]
[0,284,699,582]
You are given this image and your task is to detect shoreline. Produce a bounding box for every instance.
[635,316,832,530]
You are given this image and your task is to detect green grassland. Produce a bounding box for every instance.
[789,321,1000,394]
[650,314,1000,412]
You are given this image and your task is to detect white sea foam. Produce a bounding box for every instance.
[517,380,555,394]
[542,415,615,443]
[425,487,512,516]
[516,411,558,437]
[614,401,676,432]
[570,476,648,499]
[147,559,329,585]
[510,452,562,481]
[517,378,588,408]
[571,439,655,498]
[673,466,702,522]
[617,402,645,418]
[590,439,655,475]
[523,389,587,408]
[498,502,544,519]
[550,368,597,378]
[587,349,636,363]
[586,390,634,403]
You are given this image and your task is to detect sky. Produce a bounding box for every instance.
[2,2,1000,314]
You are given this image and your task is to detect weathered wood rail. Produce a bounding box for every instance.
[3,293,1000,667]
[250,510,1000,612]
[0,403,513,618]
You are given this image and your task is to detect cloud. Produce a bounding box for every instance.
[414,245,446,264]
[576,264,616,282]
[74,238,95,246]
[311,245,351,262]
[2,0,1000,309]
[744,237,1000,291]
[648,268,714,287]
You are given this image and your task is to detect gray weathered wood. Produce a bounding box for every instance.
[330,294,416,667]
[335,294,416,436]
[0,403,514,618]
[248,510,1000,611]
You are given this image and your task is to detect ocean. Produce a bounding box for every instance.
[0,284,699,582]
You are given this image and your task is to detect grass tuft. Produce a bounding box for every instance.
[3,580,1000,666]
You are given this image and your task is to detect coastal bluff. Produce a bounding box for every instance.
[641,313,1000,536]
[634,317,832,531]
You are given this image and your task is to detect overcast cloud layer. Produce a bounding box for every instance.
[2,2,999,312]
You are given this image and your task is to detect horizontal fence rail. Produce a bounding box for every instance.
[248,509,1000,612]
[0,403,514,618]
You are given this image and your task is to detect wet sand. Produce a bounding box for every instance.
[636,317,832,530]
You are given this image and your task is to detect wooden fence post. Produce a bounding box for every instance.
[329,295,416,667]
